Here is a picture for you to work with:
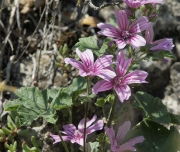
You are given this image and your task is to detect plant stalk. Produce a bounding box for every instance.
[83,77,91,152]
[68,107,74,152]
[107,93,118,127]
[54,124,69,152]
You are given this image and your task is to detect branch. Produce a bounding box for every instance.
[84,0,122,10]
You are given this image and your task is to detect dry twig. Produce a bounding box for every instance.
[84,0,122,10]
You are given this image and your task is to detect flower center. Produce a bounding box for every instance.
[121,31,131,41]
[74,130,83,139]
[113,76,123,86]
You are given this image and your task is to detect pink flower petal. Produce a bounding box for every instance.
[129,16,150,33]
[92,80,113,94]
[104,127,116,149]
[75,138,84,146]
[129,35,146,48]
[94,55,114,71]
[150,38,174,51]
[76,48,94,67]
[145,25,154,43]
[117,52,132,77]
[142,0,163,5]
[123,0,142,8]
[63,124,76,131]
[117,136,145,152]
[114,85,131,102]
[50,134,71,144]
[123,70,148,84]
[128,136,145,144]
[62,124,76,136]
[78,115,97,132]
[64,58,86,72]
[97,23,121,38]
[117,142,136,152]
[116,121,131,144]
[114,39,127,49]
[114,10,129,31]
[86,119,104,135]
[123,0,163,8]
[95,69,116,81]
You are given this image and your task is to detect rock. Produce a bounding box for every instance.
[163,62,180,115]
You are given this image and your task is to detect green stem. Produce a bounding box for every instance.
[83,77,91,152]
[68,108,74,152]
[102,134,107,152]
[102,106,106,118]
[54,124,69,152]
[128,45,133,58]
[107,93,118,127]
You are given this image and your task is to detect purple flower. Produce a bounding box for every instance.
[64,48,116,81]
[105,121,145,152]
[123,0,163,8]
[92,52,148,102]
[145,26,174,51]
[97,10,151,49]
[50,115,104,146]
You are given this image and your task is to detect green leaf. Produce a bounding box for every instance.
[95,98,106,107]
[95,94,115,107]
[78,94,95,104]
[86,142,100,152]
[169,113,180,125]
[65,77,87,94]
[72,36,108,57]
[105,94,115,104]
[151,50,176,61]
[4,99,23,111]
[162,51,176,60]
[133,92,170,124]
[136,120,180,152]
[47,88,61,99]
[51,90,72,109]
[5,87,58,126]
[152,51,164,60]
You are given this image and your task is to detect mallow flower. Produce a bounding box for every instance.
[97,10,151,49]
[105,121,145,152]
[145,25,174,51]
[92,52,148,102]
[50,115,104,146]
[64,48,116,81]
[123,0,163,8]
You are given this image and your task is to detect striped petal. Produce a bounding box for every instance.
[78,115,97,132]
[86,119,104,135]
[76,48,94,67]
[116,121,131,144]
[114,85,131,102]
[116,52,132,77]
[114,39,127,49]
[92,80,113,94]
[145,25,154,43]
[104,127,116,150]
[95,68,116,81]
[50,134,71,144]
[117,136,145,152]
[97,23,121,38]
[115,10,129,31]
[64,58,86,72]
[123,70,148,84]
[129,34,146,48]
[129,16,150,33]
[94,55,114,71]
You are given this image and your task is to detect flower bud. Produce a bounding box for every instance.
[0,129,6,142]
